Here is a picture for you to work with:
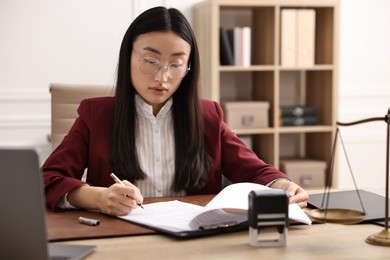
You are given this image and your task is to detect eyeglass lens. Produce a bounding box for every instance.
[139,58,189,79]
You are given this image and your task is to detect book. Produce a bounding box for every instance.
[280,106,317,117]
[281,116,318,126]
[230,27,251,66]
[219,27,234,65]
[233,27,242,66]
[118,183,312,238]
[226,28,235,63]
[241,26,251,67]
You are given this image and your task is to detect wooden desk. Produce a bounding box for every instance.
[47,195,210,241]
[58,224,390,259]
[50,195,390,259]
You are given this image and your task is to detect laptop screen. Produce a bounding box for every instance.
[0,148,95,260]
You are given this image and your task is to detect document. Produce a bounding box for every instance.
[118,183,311,237]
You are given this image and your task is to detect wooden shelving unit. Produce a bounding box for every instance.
[193,0,339,187]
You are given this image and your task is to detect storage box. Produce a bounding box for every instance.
[222,101,270,129]
[280,159,327,188]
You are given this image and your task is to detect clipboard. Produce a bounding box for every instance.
[118,218,248,239]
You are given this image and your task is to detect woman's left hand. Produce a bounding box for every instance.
[271,179,308,208]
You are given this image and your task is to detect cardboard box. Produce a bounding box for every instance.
[222,101,269,129]
[280,158,327,188]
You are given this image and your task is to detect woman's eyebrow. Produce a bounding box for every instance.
[143,46,188,57]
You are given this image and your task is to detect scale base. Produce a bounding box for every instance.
[366,229,390,247]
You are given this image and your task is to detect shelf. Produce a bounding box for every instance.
[220,65,334,72]
[278,65,334,71]
[219,65,275,72]
[193,0,339,187]
[232,126,334,135]
[233,128,276,135]
[278,125,334,133]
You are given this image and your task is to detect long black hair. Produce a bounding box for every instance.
[111,6,211,192]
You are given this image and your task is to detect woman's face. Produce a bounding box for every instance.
[131,31,191,115]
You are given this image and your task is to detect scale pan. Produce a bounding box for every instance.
[308,208,365,224]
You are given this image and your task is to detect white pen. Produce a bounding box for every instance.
[110,173,144,209]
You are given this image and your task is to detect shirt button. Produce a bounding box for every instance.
[155,128,159,134]
[156,158,160,162]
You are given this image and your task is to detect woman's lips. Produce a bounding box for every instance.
[149,86,168,95]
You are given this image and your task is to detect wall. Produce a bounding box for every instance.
[0,0,202,160]
[338,0,390,189]
[0,0,389,189]
[0,0,134,150]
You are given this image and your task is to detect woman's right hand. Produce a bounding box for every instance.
[67,182,144,216]
[99,181,144,216]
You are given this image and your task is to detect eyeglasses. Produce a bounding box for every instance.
[137,57,190,80]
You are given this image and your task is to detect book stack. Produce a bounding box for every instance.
[219,26,251,66]
[280,9,316,67]
[280,105,318,126]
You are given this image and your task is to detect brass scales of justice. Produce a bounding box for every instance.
[307,108,390,246]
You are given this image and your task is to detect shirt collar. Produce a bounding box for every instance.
[135,94,172,119]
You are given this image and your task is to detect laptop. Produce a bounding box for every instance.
[0,148,95,260]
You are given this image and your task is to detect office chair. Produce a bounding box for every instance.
[49,83,115,151]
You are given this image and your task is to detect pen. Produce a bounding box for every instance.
[110,173,144,209]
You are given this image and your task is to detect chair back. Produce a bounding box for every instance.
[50,83,115,150]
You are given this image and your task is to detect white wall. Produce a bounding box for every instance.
[0,0,389,189]
[0,0,201,146]
[0,0,133,150]
[338,0,390,189]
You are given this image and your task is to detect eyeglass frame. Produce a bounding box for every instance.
[136,57,191,80]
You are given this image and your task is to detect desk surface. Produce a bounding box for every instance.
[60,223,390,260]
[52,194,390,259]
[47,195,210,241]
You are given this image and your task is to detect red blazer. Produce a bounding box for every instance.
[42,97,287,209]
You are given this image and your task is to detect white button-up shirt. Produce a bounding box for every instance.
[134,95,185,197]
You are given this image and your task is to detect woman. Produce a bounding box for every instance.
[42,6,308,216]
